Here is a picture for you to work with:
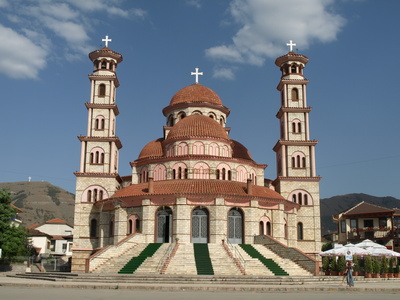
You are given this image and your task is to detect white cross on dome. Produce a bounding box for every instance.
[191,68,203,84]
[102,35,112,47]
[286,40,296,52]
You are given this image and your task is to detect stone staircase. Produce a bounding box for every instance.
[209,244,243,276]
[252,244,312,276]
[89,240,314,276]
[90,233,145,273]
[92,242,150,273]
[135,243,171,274]
[233,244,275,276]
[233,244,312,276]
[164,243,197,275]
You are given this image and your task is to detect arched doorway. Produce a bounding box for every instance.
[156,207,172,243]
[192,207,209,243]
[228,208,243,244]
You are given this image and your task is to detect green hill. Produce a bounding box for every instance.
[0,181,75,227]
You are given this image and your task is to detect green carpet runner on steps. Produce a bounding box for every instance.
[239,244,289,276]
[118,243,162,274]
[193,243,214,275]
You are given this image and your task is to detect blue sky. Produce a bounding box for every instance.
[0,0,399,199]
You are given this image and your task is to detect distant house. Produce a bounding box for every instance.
[333,201,400,250]
[27,218,73,257]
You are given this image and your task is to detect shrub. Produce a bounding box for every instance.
[364,255,373,273]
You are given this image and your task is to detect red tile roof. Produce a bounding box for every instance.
[170,84,222,105]
[138,138,164,159]
[166,115,229,141]
[104,179,285,203]
[342,201,394,216]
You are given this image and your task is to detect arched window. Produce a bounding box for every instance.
[221,145,229,157]
[127,214,140,234]
[297,222,304,240]
[193,162,210,179]
[82,186,108,203]
[95,116,105,130]
[177,142,188,155]
[209,143,219,156]
[178,112,186,120]
[267,222,271,236]
[291,151,306,168]
[236,166,247,183]
[291,88,299,100]
[90,219,97,238]
[216,163,231,180]
[291,65,297,73]
[140,167,149,183]
[172,162,188,179]
[154,164,167,181]
[167,115,174,126]
[292,119,301,133]
[220,116,225,126]
[193,142,205,155]
[288,190,313,205]
[99,84,106,96]
[101,61,107,69]
[90,147,105,164]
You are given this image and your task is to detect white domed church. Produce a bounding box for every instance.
[71,38,322,275]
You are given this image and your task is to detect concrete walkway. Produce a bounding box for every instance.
[1,273,400,292]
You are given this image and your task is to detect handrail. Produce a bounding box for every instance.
[224,236,247,269]
[156,243,175,273]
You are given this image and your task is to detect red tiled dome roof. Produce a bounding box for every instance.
[170,84,222,106]
[167,115,229,141]
[138,138,164,159]
[231,140,252,160]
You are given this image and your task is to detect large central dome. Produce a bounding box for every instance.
[169,83,223,105]
[166,115,229,141]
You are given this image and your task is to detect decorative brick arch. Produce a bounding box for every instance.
[153,164,167,181]
[236,165,248,183]
[193,141,205,155]
[209,142,219,156]
[193,162,210,179]
[216,163,231,180]
[127,214,141,235]
[81,185,108,203]
[289,190,313,206]
[172,162,188,179]
[177,142,188,155]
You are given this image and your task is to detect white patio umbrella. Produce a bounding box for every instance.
[319,244,370,257]
[355,239,386,249]
[367,246,400,257]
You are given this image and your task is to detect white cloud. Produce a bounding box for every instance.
[0,0,8,8]
[0,0,146,79]
[186,0,202,9]
[0,25,47,79]
[213,67,236,80]
[206,0,346,69]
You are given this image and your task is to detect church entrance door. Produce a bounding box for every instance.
[228,208,243,244]
[157,207,172,243]
[192,207,208,243]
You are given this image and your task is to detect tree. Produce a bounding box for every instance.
[0,189,28,262]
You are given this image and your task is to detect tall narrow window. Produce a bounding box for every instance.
[291,88,299,100]
[90,219,97,238]
[297,222,304,240]
[99,84,106,96]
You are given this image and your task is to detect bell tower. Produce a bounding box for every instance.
[72,36,123,272]
[273,41,321,253]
